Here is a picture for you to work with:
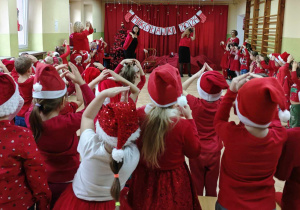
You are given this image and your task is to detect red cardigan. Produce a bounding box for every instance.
[17,77,34,118]
[73,27,94,52]
[214,89,287,210]
[25,84,94,183]
[0,121,51,209]
[123,31,141,52]
[275,128,300,210]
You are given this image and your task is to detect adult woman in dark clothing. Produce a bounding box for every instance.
[179,27,196,77]
[123,25,147,59]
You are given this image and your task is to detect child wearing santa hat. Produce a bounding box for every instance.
[229,43,240,78]
[182,63,229,197]
[72,21,94,52]
[275,124,300,210]
[70,51,84,74]
[238,42,250,75]
[0,72,51,209]
[98,59,145,104]
[125,64,202,210]
[25,62,95,208]
[54,73,140,210]
[214,73,289,210]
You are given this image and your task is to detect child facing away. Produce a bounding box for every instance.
[182,63,229,197]
[214,73,290,210]
[125,64,202,210]
[24,62,96,208]
[0,72,51,209]
[54,71,141,210]
[72,21,94,52]
[275,125,300,210]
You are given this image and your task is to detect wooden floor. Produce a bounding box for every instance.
[72,73,284,209]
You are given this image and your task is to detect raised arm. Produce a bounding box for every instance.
[88,70,110,90]
[81,86,130,133]
[0,60,9,73]
[182,65,205,91]
[191,28,196,41]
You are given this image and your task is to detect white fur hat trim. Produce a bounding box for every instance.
[0,84,24,118]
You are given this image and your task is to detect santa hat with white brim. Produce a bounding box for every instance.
[197,71,229,101]
[0,73,24,120]
[236,77,290,128]
[148,64,187,107]
[33,63,67,99]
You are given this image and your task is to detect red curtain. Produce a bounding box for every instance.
[104,4,228,69]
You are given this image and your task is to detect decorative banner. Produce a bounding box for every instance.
[129,10,206,35]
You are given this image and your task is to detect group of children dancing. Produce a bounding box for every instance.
[0,22,299,210]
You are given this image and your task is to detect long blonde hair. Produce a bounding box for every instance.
[74,21,84,33]
[141,106,179,168]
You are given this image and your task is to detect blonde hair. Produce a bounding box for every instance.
[141,106,179,168]
[120,63,136,84]
[74,21,84,33]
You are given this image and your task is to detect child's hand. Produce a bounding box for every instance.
[94,62,105,70]
[229,73,250,93]
[205,63,213,71]
[107,70,123,82]
[120,90,129,103]
[67,62,85,85]
[63,40,68,45]
[86,21,91,28]
[292,61,298,71]
[220,41,224,45]
[287,54,294,63]
[55,64,68,71]
[96,70,110,82]
[133,59,142,69]
[102,86,130,98]
[178,104,193,119]
[121,59,134,65]
[72,50,77,54]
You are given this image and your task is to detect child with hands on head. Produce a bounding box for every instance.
[182,63,229,197]
[214,73,290,210]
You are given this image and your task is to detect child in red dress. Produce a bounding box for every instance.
[220,42,230,79]
[230,43,240,76]
[0,72,51,209]
[25,62,95,208]
[125,64,202,210]
[214,74,290,210]
[183,63,228,197]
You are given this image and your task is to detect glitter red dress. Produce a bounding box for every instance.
[124,107,202,210]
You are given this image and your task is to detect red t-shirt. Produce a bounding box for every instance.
[0,120,51,209]
[275,128,300,210]
[187,94,223,153]
[179,37,192,48]
[59,101,79,115]
[214,90,287,210]
[17,77,34,118]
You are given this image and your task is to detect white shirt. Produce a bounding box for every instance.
[72,129,140,201]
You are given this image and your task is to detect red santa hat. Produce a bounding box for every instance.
[236,77,290,128]
[0,73,24,119]
[268,53,280,63]
[148,64,187,107]
[2,59,15,72]
[70,53,82,64]
[278,52,290,65]
[33,63,67,99]
[95,100,140,163]
[197,71,229,101]
[82,67,101,84]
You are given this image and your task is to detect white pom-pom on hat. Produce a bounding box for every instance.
[33,82,43,92]
[279,109,290,123]
[112,148,125,163]
[177,95,187,107]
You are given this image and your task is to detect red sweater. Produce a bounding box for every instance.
[214,90,287,210]
[268,60,280,77]
[275,128,300,210]
[277,63,292,108]
[73,28,94,52]
[238,48,250,70]
[16,77,34,118]
[226,37,240,45]
[60,45,70,65]
[179,36,192,48]
[187,94,223,153]
[25,84,94,183]
[0,121,51,209]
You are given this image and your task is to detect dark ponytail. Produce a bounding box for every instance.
[29,97,65,142]
[110,158,124,209]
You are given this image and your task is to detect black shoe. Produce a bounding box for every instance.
[180,74,183,77]
[188,74,192,77]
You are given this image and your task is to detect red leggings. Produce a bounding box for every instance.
[189,151,221,196]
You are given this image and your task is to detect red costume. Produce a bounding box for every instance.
[238,48,250,70]
[275,128,300,210]
[59,45,70,65]
[277,63,292,109]
[72,27,94,52]
[230,49,240,71]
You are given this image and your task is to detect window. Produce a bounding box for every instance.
[17,0,28,49]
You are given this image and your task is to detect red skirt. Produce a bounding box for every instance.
[220,53,229,70]
[230,59,240,71]
[53,184,115,210]
[125,163,201,210]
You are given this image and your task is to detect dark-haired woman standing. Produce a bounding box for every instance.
[123,25,147,59]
